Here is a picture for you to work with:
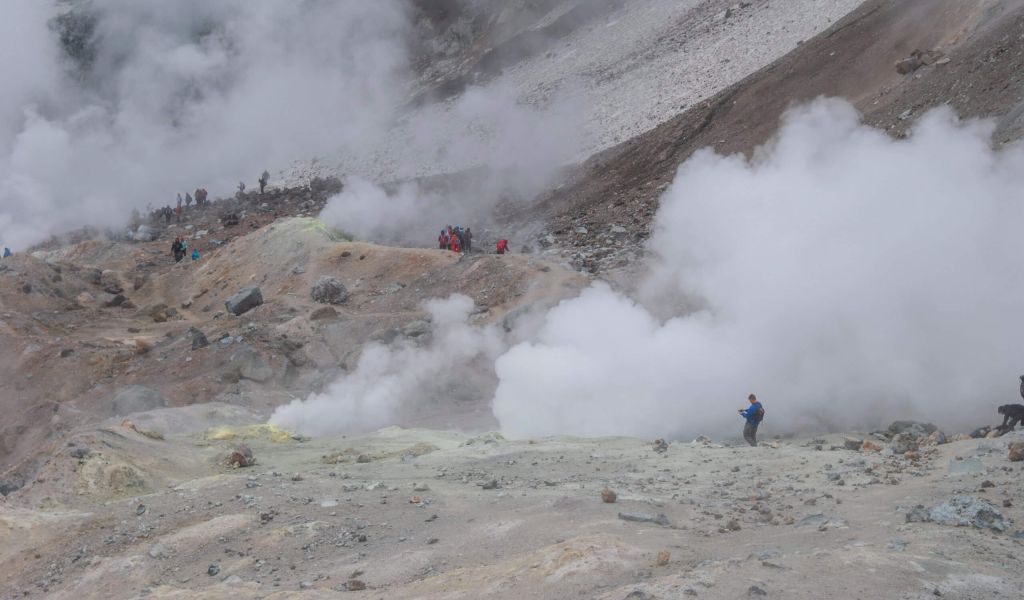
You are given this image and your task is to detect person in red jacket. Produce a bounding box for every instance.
[438,230,449,250]
[450,232,461,253]
[496,239,509,254]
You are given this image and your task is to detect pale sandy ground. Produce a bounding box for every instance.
[3,406,1023,600]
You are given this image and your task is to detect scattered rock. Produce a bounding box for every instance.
[795,513,847,530]
[656,550,670,566]
[652,438,669,453]
[618,512,670,526]
[207,564,220,576]
[724,519,741,531]
[481,479,500,490]
[225,286,264,316]
[311,276,349,305]
[748,585,768,596]
[345,579,367,591]
[133,225,156,242]
[601,488,618,503]
[69,446,90,459]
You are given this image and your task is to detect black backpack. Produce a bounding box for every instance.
[755,406,765,423]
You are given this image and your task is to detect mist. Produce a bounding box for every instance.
[493,99,1024,440]
[1,0,414,250]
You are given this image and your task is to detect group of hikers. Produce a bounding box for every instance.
[437,225,511,255]
[152,187,209,224]
[171,236,199,263]
[439,225,473,253]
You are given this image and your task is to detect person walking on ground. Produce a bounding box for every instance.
[464,227,473,253]
[259,170,269,194]
[738,394,764,446]
[450,231,461,253]
[496,239,509,254]
[438,229,449,250]
[3,247,11,258]
[191,248,200,261]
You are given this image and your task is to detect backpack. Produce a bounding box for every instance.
[755,406,765,423]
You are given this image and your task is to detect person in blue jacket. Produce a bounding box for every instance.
[738,394,764,446]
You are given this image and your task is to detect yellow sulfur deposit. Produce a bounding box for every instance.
[206,424,293,443]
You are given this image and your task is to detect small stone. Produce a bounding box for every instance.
[725,519,741,531]
[843,437,863,451]
[311,276,349,305]
[410,496,422,504]
[136,504,146,515]
[656,550,670,566]
[748,585,767,596]
[481,479,500,490]
[601,488,617,503]
[345,579,366,591]
[207,564,220,576]
[980,480,995,489]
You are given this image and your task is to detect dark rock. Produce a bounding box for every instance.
[111,386,167,416]
[748,585,767,596]
[618,512,670,526]
[311,276,348,305]
[887,421,937,437]
[207,564,220,576]
[189,327,209,350]
[345,579,366,591]
[225,286,263,316]
[889,433,919,454]
[69,446,90,459]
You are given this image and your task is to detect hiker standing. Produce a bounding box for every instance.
[496,239,509,254]
[185,192,193,207]
[464,227,473,253]
[438,229,449,250]
[191,248,200,261]
[450,231,461,253]
[259,170,269,194]
[738,394,764,446]
[2,247,11,258]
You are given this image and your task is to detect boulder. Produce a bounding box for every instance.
[311,276,349,305]
[925,495,1007,531]
[309,306,339,321]
[887,421,937,437]
[228,345,274,383]
[889,432,920,454]
[111,386,167,416]
[1009,442,1024,462]
[225,286,263,316]
[843,437,864,451]
[920,430,947,446]
[225,444,255,468]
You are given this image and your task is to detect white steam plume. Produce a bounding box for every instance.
[0,0,410,250]
[270,295,505,436]
[493,99,1024,439]
[318,82,582,245]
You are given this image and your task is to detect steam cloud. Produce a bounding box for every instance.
[493,99,1024,439]
[270,295,505,436]
[0,1,582,252]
